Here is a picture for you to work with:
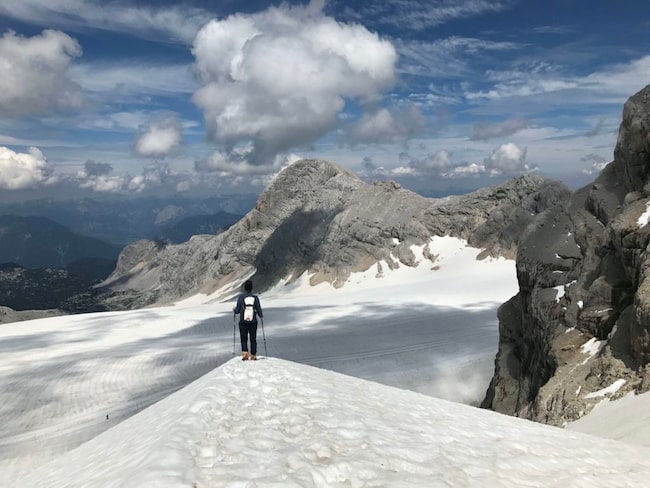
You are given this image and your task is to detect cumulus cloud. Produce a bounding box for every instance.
[581,153,610,175]
[141,162,171,184]
[78,174,126,193]
[471,117,528,141]
[75,159,170,193]
[401,149,455,173]
[127,175,146,192]
[347,105,427,145]
[134,116,182,158]
[191,1,398,169]
[483,142,529,175]
[443,162,486,178]
[83,159,113,177]
[0,29,83,116]
[0,146,52,189]
[76,161,124,193]
[392,142,533,180]
[195,149,290,176]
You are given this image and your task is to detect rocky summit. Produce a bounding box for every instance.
[97,159,567,309]
[483,84,650,425]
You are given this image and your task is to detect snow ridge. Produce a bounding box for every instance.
[20,358,650,488]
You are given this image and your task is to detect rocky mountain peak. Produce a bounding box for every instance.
[483,84,650,425]
[613,85,650,193]
[98,159,568,309]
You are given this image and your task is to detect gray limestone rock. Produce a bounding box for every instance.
[97,159,567,308]
[483,84,650,426]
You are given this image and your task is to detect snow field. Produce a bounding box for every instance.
[17,358,650,488]
[3,232,650,485]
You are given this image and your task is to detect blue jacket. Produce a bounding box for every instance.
[234,293,263,325]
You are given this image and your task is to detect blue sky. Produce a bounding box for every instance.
[0,0,649,200]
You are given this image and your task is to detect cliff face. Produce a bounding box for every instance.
[98,159,567,308]
[483,85,650,425]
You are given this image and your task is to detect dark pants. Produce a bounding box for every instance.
[239,323,258,355]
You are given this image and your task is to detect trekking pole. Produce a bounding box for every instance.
[261,317,268,358]
[232,313,236,356]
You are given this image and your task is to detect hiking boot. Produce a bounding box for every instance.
[242,352,249,361]
[250,355,257,361]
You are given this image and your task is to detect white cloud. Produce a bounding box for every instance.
[390,141,533,181]
[402,149,455,172]
[347,105,427,145]
[78,174,126,193]
[0,30,83,116]
[176,180,191,192]
[442,163,486,178]
[0,146,52,190]
[195,149,286,175]
[134,116,182,158]
[484,142,529,175]
[75,160,171,193]
[584,55,650,102]
[127,175,146,192]
[581,154,610,176]
[191,1,398,168]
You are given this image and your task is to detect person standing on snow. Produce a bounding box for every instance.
[233,279,263,360]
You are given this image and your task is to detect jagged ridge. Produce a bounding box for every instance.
[98,159,568,308]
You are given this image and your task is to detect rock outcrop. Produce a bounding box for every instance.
[98,159,567,308]
[483,85,650,425]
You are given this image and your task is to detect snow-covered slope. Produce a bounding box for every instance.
[18,358,650,488]
[0,236,517,482]
[5,235,648,486]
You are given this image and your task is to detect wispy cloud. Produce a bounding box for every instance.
[396,36,522,79]
[0,0,213,44]
[585,118,605,138]
[331,0,515,31]
[69,63,197,97]
[471,118,529,141]
[530,25,573,35]
[465,55,650,106]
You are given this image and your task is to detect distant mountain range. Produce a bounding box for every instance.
[0,207,243,313]
[154,212,242,244]
[0,215,121,268]
[0,194,255,247]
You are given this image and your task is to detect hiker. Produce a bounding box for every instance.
[233,279,263,360]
